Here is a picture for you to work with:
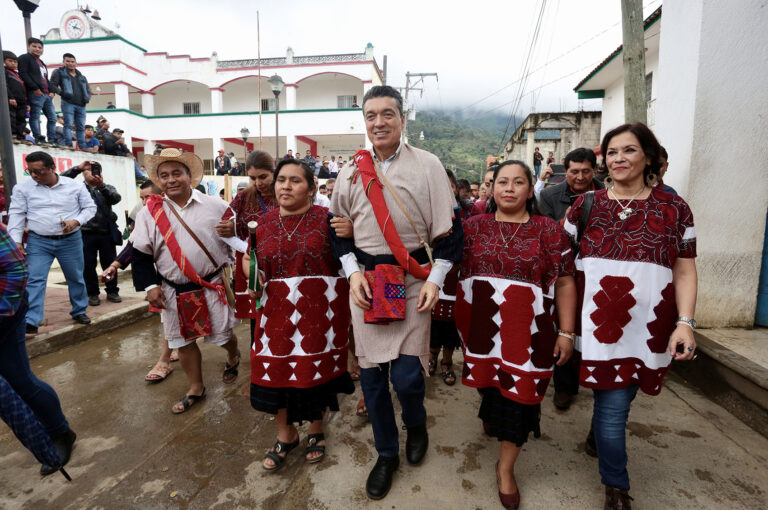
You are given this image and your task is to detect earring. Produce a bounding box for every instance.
[604,176,614,188]
[646,172,658,187]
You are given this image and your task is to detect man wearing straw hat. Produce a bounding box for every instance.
[131,148,241,414]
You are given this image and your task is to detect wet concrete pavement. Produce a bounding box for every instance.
[1,316,767,509]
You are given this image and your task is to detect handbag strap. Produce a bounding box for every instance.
[164,198,222,270]
[372,159,435,266]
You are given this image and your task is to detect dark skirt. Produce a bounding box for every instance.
[430,319,462,350]
[250,372,355,425]
[478,387,541,447]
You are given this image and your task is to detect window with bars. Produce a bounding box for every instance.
[183,102,200,115]
[337,95,358,108]
[261,98,276,112]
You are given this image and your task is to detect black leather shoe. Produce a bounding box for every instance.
[553,391,573,410]
[405,422,428,465]
[366,455,399,500]
[40,429,77,475]
[106,293,122,303]
[88,295,101,306]
[25,323,38,335]
[73,314,91,325]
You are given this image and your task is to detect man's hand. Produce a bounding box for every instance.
[15,242,26,256]
[48,92,54,98]
[330,216,353,238]
[33,89,43,97]
[101,265,118,282]
[9,99,17,107]
[417,281,439,313]
[540,165,554,182]
[553,336,574,366]
[215,220,236,238]
[349,272,371,310]
[61,220,79,233]
[77,160,92,172]
[147,287,165,309]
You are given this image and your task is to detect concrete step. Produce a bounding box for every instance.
[671,328,768,438]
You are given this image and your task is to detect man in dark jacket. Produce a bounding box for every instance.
[62,164,123,305]
[17,38,57,146]
[50,53,91,149]
[538,147,604,412]
[3,51,27,140]
[214,149,231,175]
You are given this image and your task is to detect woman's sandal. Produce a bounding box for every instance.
[356,396,368,417]
[262,437,300,471]
[171,388,206,414]
[169,349,180,362]
[428,351,439,376]
[441,361,456,386]
[222,353,241,384]
[145,362,173,384]
[305,433,326,463]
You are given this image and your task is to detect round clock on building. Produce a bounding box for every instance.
[64,14,88,39]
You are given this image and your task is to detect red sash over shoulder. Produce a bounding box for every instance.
[146,195,227,303]
[353,149,431,281]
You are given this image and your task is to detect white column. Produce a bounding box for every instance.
[282,132,297,154]
[140,92,155,116]
[525,129,536,168]
[114,83,130,110]
[210,88,224,114]
[285,85,297,110]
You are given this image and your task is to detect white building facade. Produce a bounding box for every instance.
[39,9,382,170]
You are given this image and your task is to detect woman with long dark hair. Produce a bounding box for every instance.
[216,151,277,337]
[565,123,697,509]
[243,159,355,470]
[457,160,577,509]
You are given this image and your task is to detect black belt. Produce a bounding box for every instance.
[353,247,429,271]
[161,271,219,294]
[35,231,76,240]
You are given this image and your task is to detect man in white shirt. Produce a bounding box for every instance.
[328,155,338,176]
[7,152,97,334]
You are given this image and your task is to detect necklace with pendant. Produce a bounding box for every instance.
[279,210,308,241]
[496,213,527,247]
[608,185,646,220]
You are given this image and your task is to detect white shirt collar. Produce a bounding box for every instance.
[166,188,203,210]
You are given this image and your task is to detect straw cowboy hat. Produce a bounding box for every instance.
[144,148,204,188]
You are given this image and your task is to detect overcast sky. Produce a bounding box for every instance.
[2,0,662,120]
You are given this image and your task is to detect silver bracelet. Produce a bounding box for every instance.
[676,316,697,330]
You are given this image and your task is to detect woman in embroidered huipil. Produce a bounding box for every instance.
[217,151,277,328]
[243,159,354,470]
[564,122,698,508]
[457,160,577,509]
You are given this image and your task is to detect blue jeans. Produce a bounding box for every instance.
[592,385,639,490]
[28,93,57,143]
[61,101,86,148]
[360,354,426,458]
[25,231,88,328]
[534,164,542,179]
[0,293,70,437]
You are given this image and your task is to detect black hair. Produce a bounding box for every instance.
[3,51,18,61]
[271,158,316,196]
[564,147,597,171]
[245,150,274,171]
[362,85,404,116]
[457,179,471,192]
[139,180,160,193]
[62,53,76,61]
[26,151,55,169]
[23,128,30,134]
[84,124,94,130]
[445,167,457,188]
[319,184,327,190]
[486,160,540,216]
[659,145,668,160]
[27,37,43,47]
[601,122,662,185]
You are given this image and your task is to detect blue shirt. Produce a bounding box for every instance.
[81,136,100,149]
[7,174,97,243]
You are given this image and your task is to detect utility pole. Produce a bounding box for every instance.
[402,72,437,144]
[621,0,647,124]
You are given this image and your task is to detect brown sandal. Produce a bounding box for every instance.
[145,362,173,384]
[441,361,456,386]
[222,353,241,384]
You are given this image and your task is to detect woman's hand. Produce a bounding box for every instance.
[668,324,696,360]
[349,272,371,310]
[215,219,236,238]
[330,216,353,238]
[101,265,118,282]
[247,275,265,299]
[553,335,574,365]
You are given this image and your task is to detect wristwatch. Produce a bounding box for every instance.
[676,316,697,330]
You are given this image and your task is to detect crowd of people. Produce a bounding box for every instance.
[0,84,699,509]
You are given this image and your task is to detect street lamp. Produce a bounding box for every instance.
[240,126,250,166]
[268,74,284,162]
[13,1,41,41]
